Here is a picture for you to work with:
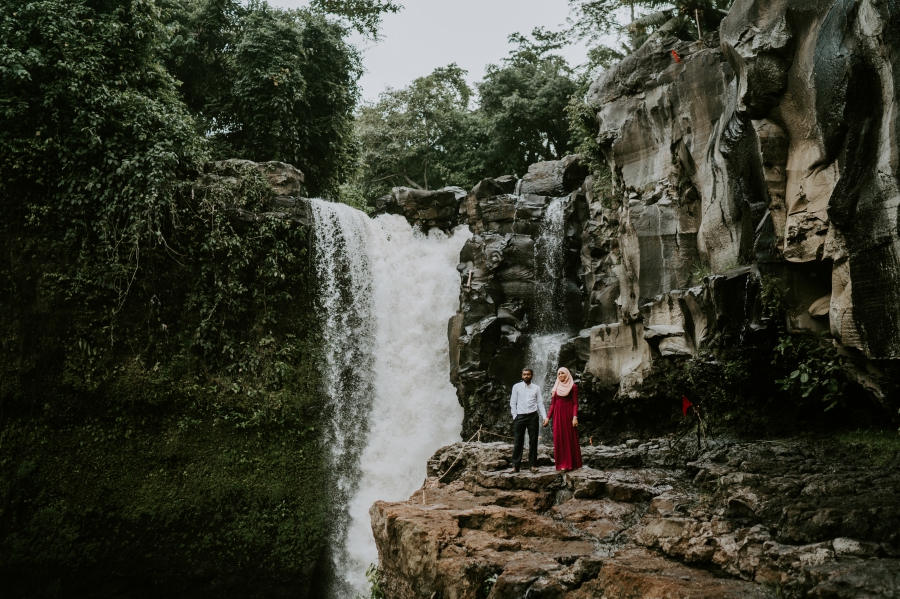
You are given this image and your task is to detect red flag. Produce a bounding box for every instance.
[671,50,682,63]
[682,395,692,416]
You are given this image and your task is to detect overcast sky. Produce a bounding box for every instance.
[273,0,593,101]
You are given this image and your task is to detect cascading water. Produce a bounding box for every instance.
[527,197,571,404]
[309,199,468,597]
[309,201,376,597]
[532,197,568,334]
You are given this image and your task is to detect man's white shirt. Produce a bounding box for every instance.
[510,381,547,419]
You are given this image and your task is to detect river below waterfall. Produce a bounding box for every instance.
[309,199,468,597]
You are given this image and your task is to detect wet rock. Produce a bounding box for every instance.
[375,437,899,598]
[373,186,466,232]
[200,159,305,195]
[517,155,588,197]
[515,0,898,418]
[194,160,311,226]
[449,176,588,438]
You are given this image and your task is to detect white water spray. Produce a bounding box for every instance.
[309,201,375,586]
[309,200,467,597]
[532,197,568,333]
[528,197,571,406]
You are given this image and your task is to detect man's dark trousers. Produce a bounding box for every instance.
[512,411,539,468]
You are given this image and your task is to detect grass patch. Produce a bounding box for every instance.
[838,429,900,466]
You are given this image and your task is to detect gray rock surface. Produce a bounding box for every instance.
[447,165,589,438]
[446,0,900,436]
[372,185,467,232]
[194,160,311,226]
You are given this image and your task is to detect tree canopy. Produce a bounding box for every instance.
[164,0,363,197]
[478,29,579,177]
[0,0,395,319]
[351,31,580,199]
[567,0,734,53]
[309,0,402,38]
[353,65,485,198]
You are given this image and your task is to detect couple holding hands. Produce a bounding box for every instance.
[508,366,582,473]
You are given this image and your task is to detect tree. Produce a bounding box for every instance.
[353,65,485,199]
[0,0,204,300]
[164,0,363,197]
[566,0,734,56]
[478,29,579,177]
[309,0,402,39]
[625,0,732,48]
[351,30,582,199]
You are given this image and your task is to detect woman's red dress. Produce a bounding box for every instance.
[548,385,582,470]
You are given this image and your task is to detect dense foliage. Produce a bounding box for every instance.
[478,31,579,177]
[567,0,734,53]
[165,0,363,197]
[354,65,484,198]
[0,0,395,594]
[1,0,205,306]
[351,31,579,199]
[309,0,402,38]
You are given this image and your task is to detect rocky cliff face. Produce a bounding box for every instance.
[441,0,900,438]
[446,158,590,438]
[372,439,900,599]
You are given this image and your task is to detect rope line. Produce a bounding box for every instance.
[479,430,515,441]
[417,427,522,504]
[430,426,482,487]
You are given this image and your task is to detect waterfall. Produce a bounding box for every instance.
[528,331,570,401]
[309,200,376,594]
[527,197,570,406]
[309,200,468,597]
[532,197,568,333]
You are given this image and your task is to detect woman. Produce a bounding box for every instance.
[543,367,582,471]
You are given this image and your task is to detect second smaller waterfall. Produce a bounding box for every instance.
[528,197,571,410]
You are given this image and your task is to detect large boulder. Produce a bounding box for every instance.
[517,155,589,197]
[372,186,466,232]
[715,0,900,358]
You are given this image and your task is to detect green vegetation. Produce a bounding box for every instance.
[566,0,735,54]
[353,64,484,199]
[308,0,402,38]
[0,158,325,594]
[164,0,363,197]
[478,30,579,178]
[660,272,864,436]
[774,334,846,411]
[355,564,386,599]
[686,261,713,286]
[351,31,580,198]
[0,0,406,591]
[838,430,900,466]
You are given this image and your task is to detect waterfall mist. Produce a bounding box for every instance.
[309,200,467,597]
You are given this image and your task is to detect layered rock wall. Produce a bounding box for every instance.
[447,159,590,437]
[444,0,900,436]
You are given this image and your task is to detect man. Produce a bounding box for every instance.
[509,368,547,473]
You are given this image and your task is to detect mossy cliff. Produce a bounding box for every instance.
[0,161,326,598]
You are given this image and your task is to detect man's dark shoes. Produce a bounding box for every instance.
[513,465,520,473]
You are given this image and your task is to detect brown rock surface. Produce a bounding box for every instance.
[372,439,900,599]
